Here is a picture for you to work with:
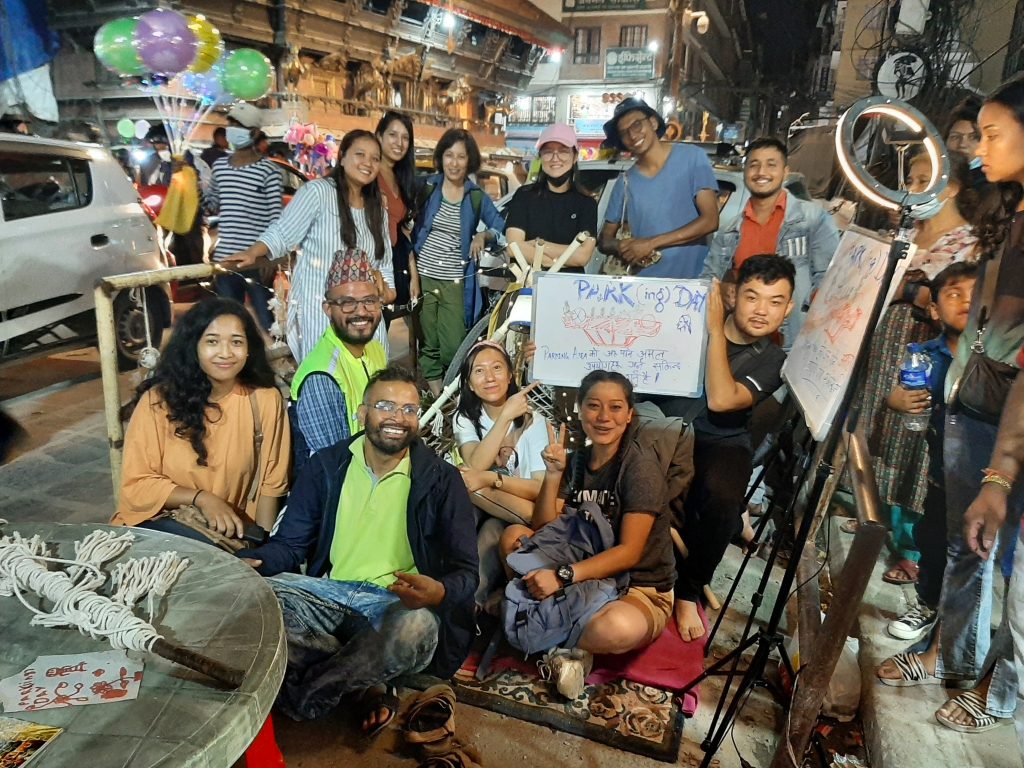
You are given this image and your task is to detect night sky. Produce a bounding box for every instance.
[747,0,819,83]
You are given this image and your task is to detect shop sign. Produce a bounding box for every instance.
[605,48,656,80]
[563,0,646,10]
[572,118,608,137]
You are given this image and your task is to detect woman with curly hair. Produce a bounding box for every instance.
[112,299,291,542]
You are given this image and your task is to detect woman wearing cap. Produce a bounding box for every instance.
[504,123,598,274]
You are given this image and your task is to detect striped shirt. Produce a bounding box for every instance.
[256,177,394,362]
[416,198,465,281]
[207,157,283,259]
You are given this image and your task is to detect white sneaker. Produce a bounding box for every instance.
[888,604,937,641]
[538,647,594,700]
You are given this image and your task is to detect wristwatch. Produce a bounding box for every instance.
[556,564,575,586]
[492,472,504,490]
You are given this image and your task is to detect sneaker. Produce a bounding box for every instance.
[538,647,594,700]
[888,604,937,641]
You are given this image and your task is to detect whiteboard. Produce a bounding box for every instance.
[783,226,914,440]
[529,272,709,397]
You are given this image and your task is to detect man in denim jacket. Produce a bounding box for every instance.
[701,137,839,349]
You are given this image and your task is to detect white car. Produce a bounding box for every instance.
[0,133,170,366]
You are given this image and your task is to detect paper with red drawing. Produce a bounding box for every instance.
[0,651,144,713]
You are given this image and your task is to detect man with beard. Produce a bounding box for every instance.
[701,137,838,348]
[239,366,478,726]
[290,250,388,474]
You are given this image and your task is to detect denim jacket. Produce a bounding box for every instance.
[412,173,507,327]
[701,192,839,347]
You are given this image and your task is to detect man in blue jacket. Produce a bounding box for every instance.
[240,366,478,726]
[701,137,839,349]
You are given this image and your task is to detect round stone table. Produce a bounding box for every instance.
[0,523,286,767]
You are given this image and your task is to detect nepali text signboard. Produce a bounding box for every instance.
[531,272,708,397]
[605,47,656,80]
[563,0,646,10]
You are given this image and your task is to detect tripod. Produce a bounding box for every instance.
[680,213,917,768]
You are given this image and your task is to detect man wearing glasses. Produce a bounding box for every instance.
[290,250,388,474]
[240,365,479,725]
[598,97,720,278]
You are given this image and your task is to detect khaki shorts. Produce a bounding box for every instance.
[619,586,674,645]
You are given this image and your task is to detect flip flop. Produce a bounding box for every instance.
[935,690,1011,733]
[360,684,400,739]
[877,652,939,687]
[839,519,859,534]
[405,684,457,757]
[882,559,919,585]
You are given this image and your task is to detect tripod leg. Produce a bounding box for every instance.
[677,631,761,695]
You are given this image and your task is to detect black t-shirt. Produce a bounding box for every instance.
[653,337,786,441]
[557,442,675,591]
[504,183,598,274]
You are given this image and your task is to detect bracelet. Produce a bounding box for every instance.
[190,490,202,507]
[981,473,1013,493]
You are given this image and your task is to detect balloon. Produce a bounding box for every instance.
[116,118,135,139]
[94,17,146,76]
[187,15,223,74]
[221,48,274,101]
[135,8,196,76]
[134,120,152,140]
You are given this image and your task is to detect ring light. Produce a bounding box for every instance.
[835,96,949,211]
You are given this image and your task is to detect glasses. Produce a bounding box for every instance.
[947,131,979,144]
[324,296,382,313]
[539,147,573,161]
[621,117,651,138]
[370,400,421,419]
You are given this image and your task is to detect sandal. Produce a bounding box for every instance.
[405,684,457,757]
[839,519,859,534]
[935,690,1010,733]
[419,744,483,767]
[360,684,400,738]
[877,652,939,687]
[883,559,919,585]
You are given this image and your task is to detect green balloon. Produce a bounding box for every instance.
[94,17,146,77]
[221,49,273,101]
[116,118,135,139]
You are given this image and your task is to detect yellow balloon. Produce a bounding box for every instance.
[187,15,223,74]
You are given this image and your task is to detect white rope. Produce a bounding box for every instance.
[111,552,190,621]
[0,532,164,652]
[68,530,135,589]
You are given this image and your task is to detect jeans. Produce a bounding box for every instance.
[270,573,439,720]
[935,413,1023,717]
[215,270,274,331]
[676,434,752,603]
[914,478,948,609]
[1010,525,1024,751]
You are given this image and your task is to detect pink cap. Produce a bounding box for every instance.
[536,123,578,150]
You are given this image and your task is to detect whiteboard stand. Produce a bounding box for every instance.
[681,213,918,768]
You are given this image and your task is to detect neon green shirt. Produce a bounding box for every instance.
[329,436,417,586]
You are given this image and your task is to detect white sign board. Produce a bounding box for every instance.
[530,272,709,397]
[783,227,914,440]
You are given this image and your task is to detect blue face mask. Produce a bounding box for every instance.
[226,126,254,149]
[908,195,945,221]
[969,156,983,169]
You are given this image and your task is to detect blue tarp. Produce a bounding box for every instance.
[0,0,61,82]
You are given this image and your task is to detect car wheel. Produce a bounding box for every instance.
[113,289,165,371]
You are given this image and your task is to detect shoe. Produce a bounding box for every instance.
[538,647,593,700]
[887,604,937,641]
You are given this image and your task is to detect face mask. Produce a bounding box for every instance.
[909,195,945,221]
[547,168,574,188]
[157,150,171,162]
[226,126,254,149]
[969,156,983,169]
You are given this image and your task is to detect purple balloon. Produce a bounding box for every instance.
[136,8,197,76]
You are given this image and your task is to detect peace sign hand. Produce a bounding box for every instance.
[541,420,569,474]
[499,380,541,424]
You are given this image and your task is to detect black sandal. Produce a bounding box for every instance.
[360,683,400,738]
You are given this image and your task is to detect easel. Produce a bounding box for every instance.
[679,96,950,768]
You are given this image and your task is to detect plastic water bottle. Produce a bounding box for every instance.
[899,343,931,432]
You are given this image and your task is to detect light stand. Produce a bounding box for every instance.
[680,96,949,768]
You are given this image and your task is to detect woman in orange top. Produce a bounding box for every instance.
[113,299,290,543]
[375,110,418,323]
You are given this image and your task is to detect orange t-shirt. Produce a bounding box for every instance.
[732,190,788,270]
[379,176,407,247]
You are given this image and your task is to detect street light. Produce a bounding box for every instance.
[684,9,710,35]
[442,11,455,30]
[549,48,563,63]
[647,40,660,53]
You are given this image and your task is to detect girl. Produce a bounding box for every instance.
[225,130,396,362]
[375,111,418,324]
[114,299,290,542]
[412,128,505,396]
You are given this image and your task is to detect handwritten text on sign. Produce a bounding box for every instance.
[0,650,144,712]
[531,273,709,397]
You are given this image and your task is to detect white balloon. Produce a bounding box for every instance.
[134,119,152,140]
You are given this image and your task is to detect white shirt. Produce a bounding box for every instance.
[453,408,549,479]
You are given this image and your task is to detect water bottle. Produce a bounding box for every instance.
[898,343,931,432]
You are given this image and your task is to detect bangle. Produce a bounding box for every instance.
[981,468,1014,492]
[190,490,202,507]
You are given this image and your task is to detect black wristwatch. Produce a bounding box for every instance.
[556,564,575,586]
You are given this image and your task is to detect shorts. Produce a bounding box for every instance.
[619,586,674,645]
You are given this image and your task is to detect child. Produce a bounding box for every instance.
[661,254,795,641]
[883,261,978,641]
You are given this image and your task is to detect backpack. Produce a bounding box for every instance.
[418,180,484,224]
[502,501,628,655]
